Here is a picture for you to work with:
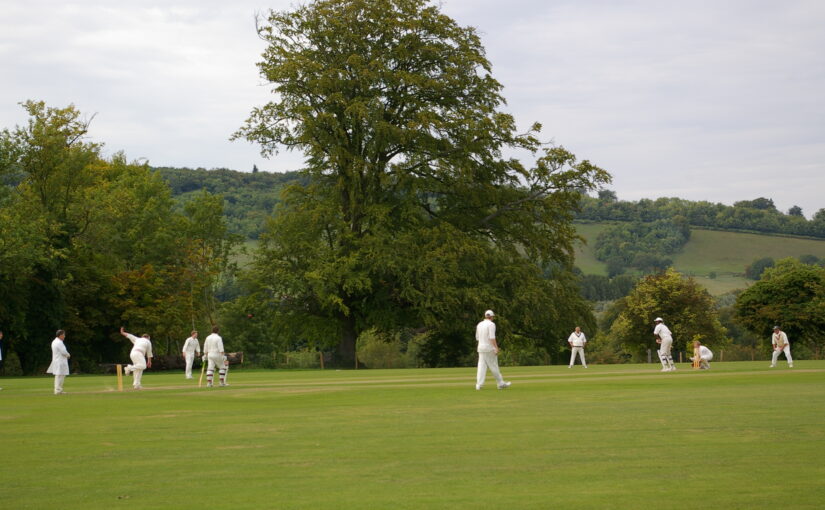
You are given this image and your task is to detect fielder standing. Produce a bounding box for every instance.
[654,317,676,372]
[120,327,153,389]
[567,326,588,368]
[475,310,511,390]
[770,326,793,368]
[46,330,70,395]
[181,330,200,379]
[203,326,227,387]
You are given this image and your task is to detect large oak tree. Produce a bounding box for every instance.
[236,0,610,364]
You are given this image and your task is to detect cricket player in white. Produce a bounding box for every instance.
[120,327,153,389]
[475,310,511,390]
[567,326,587,368]
[46,330,70,394]
[181,330,200,379]
[690,341,713,370]
[203,325,227,387]
[653,317,676,372]
[770,326,793,368]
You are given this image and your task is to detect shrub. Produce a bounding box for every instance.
[356,329,417,369]
[2,350,24,376]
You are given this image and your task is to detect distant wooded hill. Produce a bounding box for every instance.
[154,166,304,239]
[154,167,825,296]
[155,167,825,241]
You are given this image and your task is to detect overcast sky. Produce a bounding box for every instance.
[2,0,824,215]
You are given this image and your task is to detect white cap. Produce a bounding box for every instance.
[485,310,495,317]
[654,317,663,323]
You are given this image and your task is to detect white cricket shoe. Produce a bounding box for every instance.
[123,365,132,375]
[769,364,776,368]
[660,367,670,372]
[497,381,512,389]
[206,383,213,388]
[669,366,677,371]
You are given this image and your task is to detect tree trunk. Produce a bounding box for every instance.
[336,317,357,368]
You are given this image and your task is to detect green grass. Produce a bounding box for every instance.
[574,222,609,275]
[3,363,824,509]
[574,223,825,294]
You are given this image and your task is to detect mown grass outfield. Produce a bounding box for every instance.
[3,362,824,509]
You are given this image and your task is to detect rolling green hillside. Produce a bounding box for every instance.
[574,223,825,294]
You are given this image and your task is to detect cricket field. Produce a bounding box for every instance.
[2,361,823,509]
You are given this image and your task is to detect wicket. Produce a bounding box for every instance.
[116,364,123,391]
[692,347,701,369]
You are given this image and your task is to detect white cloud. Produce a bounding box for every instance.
[1,0,824,214]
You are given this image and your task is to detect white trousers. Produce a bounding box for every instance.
[569,347,587,367]
[127,350,146,387]
[658,338,674,368]
[184,352,195,378]
[477,351,505,387]
[54,374,66,394]
[771,345,793,367]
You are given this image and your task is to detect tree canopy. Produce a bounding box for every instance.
[235,0,610,364]
[736,258,825,357]
[0,101,239,372]
[608,268,728,361]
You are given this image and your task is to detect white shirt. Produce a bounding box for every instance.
[567,331,587,347]
[654,323,672,341]
[698,345,713,360]
[46,338,70,375]
[182,336,201,355]
[126,333,153,358]
[475,319,496,353]
[772,331,789,348]
[203,333,224,356]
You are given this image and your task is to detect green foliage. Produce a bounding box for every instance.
[593,218,690,273]
[798,254,822,266]
[356,328,418,369]
[578,274,637,301]
[735,258,825,357]
[579,193,825,238]
[2,350,24,376]
[744,257,775,280]
[236,0,609,365]
[582,332,630,364]
[608,268,728,361]
[0,102,240,371]
[156,166,303,239]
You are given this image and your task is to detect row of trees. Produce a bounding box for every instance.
[580,192,825,238]
[2,0,611,371]
[590,260,825,364]
[0,101,240,373]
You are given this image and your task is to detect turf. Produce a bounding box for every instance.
[2,362,824,509]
